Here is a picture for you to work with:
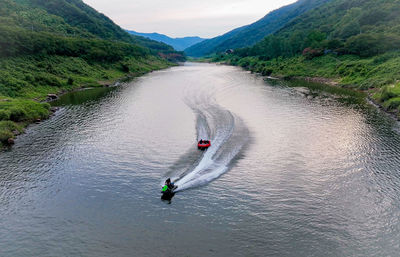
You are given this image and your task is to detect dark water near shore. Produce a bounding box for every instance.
[1,63,400,256]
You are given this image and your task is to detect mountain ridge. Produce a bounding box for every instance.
[127,30,205,51]
[185,0,331,57]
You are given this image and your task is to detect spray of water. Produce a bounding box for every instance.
[163,87,249,191]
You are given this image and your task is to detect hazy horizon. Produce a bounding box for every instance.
[82,0,297,38]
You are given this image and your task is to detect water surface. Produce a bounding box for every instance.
[1,63,400,256]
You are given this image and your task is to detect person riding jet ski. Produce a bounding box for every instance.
[162,178,176,192]
[161,178,177,201]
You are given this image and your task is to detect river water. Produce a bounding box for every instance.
[1,63,400,256]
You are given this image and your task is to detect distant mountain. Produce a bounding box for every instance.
[127,30,206,51]
[185,0,331,57]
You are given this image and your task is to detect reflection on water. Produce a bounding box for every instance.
[51,87,116,106]
[1,63,400,257]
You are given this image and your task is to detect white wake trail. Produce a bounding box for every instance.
[171,89,248,192]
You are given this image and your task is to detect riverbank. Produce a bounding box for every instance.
[0,55,176,150]
[211,52,400,120]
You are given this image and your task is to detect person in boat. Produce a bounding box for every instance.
[199,139,203,144]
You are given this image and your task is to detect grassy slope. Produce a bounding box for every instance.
[223,52,400,88]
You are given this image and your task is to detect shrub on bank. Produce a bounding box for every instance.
[0,120,23,145]
[374,83,400,110]
[9,107,28,122]
[0,110,10,121]
[0,130,13,144]
[0,99,50,122]
[383,97,400,111]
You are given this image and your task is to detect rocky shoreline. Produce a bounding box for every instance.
[290,76,400,122]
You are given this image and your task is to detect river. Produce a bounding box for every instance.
[1,63,400,256]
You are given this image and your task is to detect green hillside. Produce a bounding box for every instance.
[185,0,330,57]
[1,0,179,54]
[234,0,400,59]
[215,0,400,116]
[0,0,183,148]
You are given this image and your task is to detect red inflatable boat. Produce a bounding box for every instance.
[198,140,211,150]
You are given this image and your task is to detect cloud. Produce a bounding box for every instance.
[83,0,297,37]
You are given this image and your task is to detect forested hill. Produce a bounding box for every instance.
[0,0,183,148]
[234,0,400,60]
[27,0,181,53]
[184,0,330,57]
[1,0,180,55]
[127,30,205,51]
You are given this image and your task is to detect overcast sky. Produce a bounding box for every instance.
[83,0,297,38]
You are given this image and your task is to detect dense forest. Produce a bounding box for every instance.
[0,0,182,58]
[214,0,400,117]
[234,0,400,59]
[0,0,184,148]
